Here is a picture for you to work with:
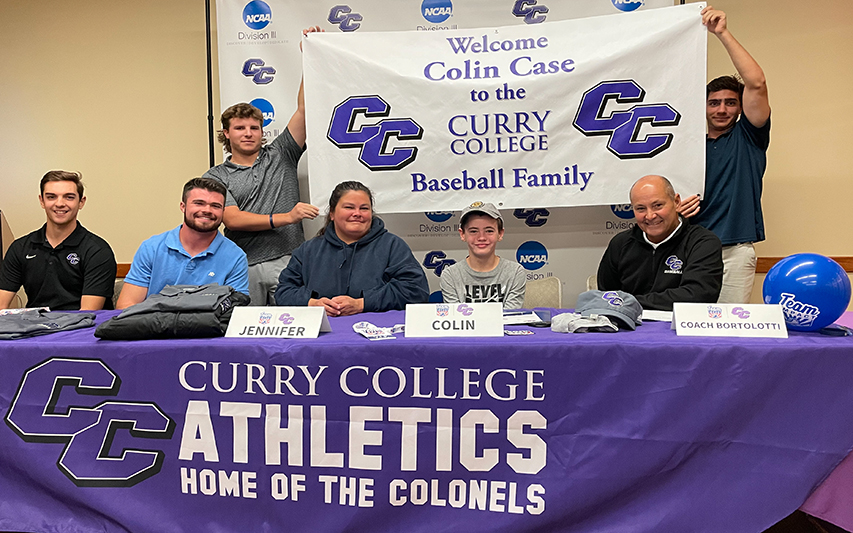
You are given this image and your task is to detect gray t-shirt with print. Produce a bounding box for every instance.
[203,128,305,266]
[439,257,527,309]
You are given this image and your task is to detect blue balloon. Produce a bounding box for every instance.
[763,253,851,331]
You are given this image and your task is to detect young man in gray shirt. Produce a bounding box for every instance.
[440,202,526,309]
[203,26,322,305]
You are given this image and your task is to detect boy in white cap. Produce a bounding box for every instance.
[440,201,526,309]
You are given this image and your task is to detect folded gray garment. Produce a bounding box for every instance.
[118,284,238,318]
[95,284,250,340]
[0,310,95,340]
[551,312,619,333]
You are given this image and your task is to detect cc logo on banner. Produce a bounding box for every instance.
[573,80,681,159]
[4,358,175,487]
[327,95,423,171]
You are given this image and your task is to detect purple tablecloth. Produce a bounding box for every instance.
[2,309,853,533]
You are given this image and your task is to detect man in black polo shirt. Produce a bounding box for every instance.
[0,171,117,310]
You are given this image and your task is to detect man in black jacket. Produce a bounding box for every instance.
[598,175,723,311]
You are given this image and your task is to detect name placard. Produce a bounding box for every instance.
[405,303,504,338]
[226,307,332,339]
[672,303,788,338]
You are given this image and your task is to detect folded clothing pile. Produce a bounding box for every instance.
[0,309,95,340]
[95,283,250,340]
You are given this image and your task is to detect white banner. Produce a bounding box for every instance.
[304,4,706,212]
[213,0,691,308]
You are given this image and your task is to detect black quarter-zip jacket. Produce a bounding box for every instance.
[597,219,723,311]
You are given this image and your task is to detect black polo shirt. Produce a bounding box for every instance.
[0,223,117,310]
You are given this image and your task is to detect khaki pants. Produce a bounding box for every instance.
[247,255,291,306]
[718,243,756,304]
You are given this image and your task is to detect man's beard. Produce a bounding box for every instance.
[184,213,221,233]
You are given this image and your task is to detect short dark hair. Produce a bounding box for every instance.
[318,181,375,236]
[218,103,265,153]
[182,177,227,203]
[707,75,744,102]
[40,170,84,198]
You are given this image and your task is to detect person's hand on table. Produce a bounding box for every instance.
[329,296,364,316]
[309,297,341,316]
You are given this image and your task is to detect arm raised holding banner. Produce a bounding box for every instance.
[677,6,770,221]
[203,26,324,305]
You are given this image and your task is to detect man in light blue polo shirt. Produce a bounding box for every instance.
[116,178,248,309]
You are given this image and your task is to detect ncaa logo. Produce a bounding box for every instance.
[426,212,453,223]
[516,241,548,271]
[611,0,643,12]
[242,0,272,30]
[250,98,274,127]
[422,0,453,23]
[611,204,634,219]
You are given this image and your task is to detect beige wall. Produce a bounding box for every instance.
[1,1,851,269]
[0,0,219,261]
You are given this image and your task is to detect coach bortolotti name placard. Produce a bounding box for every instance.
[673,303,788,338]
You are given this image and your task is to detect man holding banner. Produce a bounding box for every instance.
[205,26,323,306]
[679,7,771,304]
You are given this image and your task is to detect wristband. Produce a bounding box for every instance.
[269,214,275,229]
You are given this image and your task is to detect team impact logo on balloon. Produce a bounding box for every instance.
[763,253,851,331]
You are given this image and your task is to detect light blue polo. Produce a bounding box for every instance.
[125,226,249,296]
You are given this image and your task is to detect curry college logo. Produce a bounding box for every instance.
[664,255,683,273]
[4,358,175,487]
[514,208,549,227]
[512,0,549,24]
[242,0,272,30]
[602,291,623,307]
[573,80,680,159]
[66,252,80,265]
[422,0,453,23]
[328,5,362,32]
[778,292,820,328]
[242,58,275,85]
[423,251,456,277]
[516,241,548,270]
[250,98,274,127]
[328,95,423,171]
[426,212,453,223]
[611,0,643,12]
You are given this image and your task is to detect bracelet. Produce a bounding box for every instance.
[269,214,275,229]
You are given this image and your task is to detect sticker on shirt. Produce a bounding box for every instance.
[66,253,80,265]
[663,255,683,275]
